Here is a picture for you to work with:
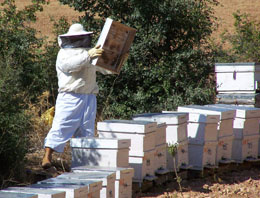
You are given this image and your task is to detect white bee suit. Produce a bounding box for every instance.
[44,31,111,153]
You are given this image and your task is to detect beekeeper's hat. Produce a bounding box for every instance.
[61,23,93,36]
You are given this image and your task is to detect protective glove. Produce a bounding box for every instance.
[88,44,104,59]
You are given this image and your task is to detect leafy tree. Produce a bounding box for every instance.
[0,0,47,185]
[59,0,219,119]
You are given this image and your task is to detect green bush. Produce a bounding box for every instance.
[0,0,48,185]
[59,0,218,119]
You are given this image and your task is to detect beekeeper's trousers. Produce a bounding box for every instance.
[44,92,97,152]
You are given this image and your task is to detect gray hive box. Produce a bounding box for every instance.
[29,183,88,198]
[70,137,130,168]
[38,178,102,197]
[215,62,260,94]
[216,93,260,107]
[1,187,65,198]
[71,166,134,198]
[97,120,156,157]
[56,171,116,198]
[0,192,38,198]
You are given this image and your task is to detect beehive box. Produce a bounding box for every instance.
[92,18,136,74]
[155,123,167,146]
[215,62,260,93]
[56,172,116,198]
[206,104,260,118]
[132,112,189,144]
[217,135,234,163]
[97,120,156,155]
[178,105,235,138]
[70,137,130,168]
[38,178,102,198]
[188,141,204,170]
[1,187,65,198]
[30,183,88,198]
[129,149,157,182]
[167,140,190,172]
[71,166,134,198]
[187,113,220,143]
[203,141,218,168]
[154,143,167,172]
[0,192,38,198]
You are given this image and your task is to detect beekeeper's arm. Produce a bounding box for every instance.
[56,45,104,74]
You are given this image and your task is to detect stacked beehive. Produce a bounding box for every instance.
[131,112,190,172]
[215,62,260,107]
[97,120,158,182]
[207,104,260,162]
[178,105,236,165]
[69,137,134,198]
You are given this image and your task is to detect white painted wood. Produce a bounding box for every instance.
[98,131,155,154]
[215,62,260,92]
[188,113,220,123]
[2,187,65,198]
[165,123,188,144]
[129,149,156,181]
[70,137,131,149]
[242,134,259,160]
[178,105,235,120]
[29,183,88,198]
[71,147,129,168]
[71,167,134,198]
[203,141,218,167]
[0,192,38,198]
[38,178,102,195]
[133,112,189,125]
[97,120,157,133]
[155,123,167,146]
[154,143,167,171]
[206,104,260,118]
[217,136,234,162]
[234,117,260,136]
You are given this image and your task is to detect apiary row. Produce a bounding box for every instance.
[0,166,134,198]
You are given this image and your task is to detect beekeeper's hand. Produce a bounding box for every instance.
[88,45,104,59]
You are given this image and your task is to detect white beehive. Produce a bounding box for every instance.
[154,143,167,172]
[129,149,156,182]
[97,120,156,155]
[155,123,167,146]
[38,178,102,198]
[178,105,235,138]
[166,140,190,172]
[30,183,88,198]
[132,112,189,144]
[1,187,65,198]
[71,166,134,198]
[217,135,234,163]
[187,113,220,143]
[215,62,260,93]
[0,192,38,198]
[70,137,130,168]
[232,135,260,163]
[206,104,260,118]
[203,141,218,168]
[56,172,116,198]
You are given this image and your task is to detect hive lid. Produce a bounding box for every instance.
[178,105,235,120]
[0,192,38,198]
[206,104,260,118]
[97,119,157,133]
[70,137,130,149]
[71,166,134,179]
[215,62,260,72]
[133,112,188,124]
[2,187,65,197]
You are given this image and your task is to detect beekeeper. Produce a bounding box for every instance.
[42,23,111,169]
